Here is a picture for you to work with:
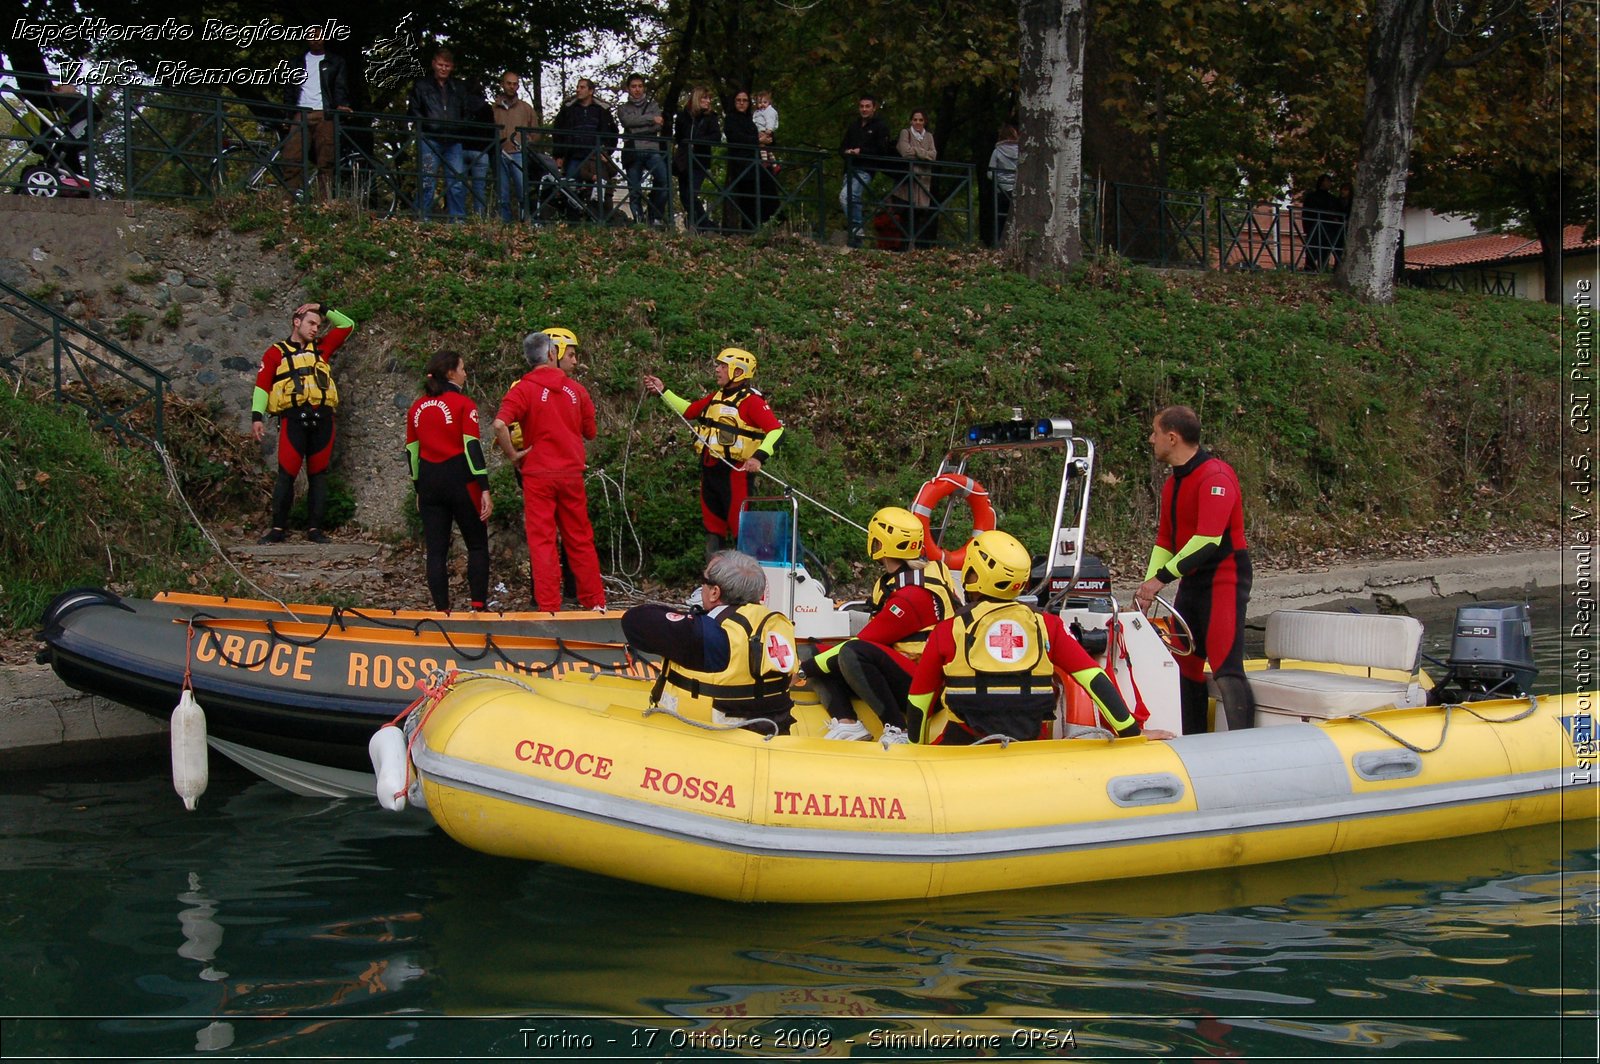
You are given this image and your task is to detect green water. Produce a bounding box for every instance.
[1,595,1595,1060]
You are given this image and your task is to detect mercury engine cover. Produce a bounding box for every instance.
[1436,602,1537,701]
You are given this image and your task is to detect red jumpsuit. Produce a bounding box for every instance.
[1149,449,1253,733]
[250,310,354,532]
[495,365,606,611]
[680,386,782,540]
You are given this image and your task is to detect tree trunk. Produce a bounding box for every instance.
[1533,212,1567,304]
[1007,0,1086,278]
[1336,0,1454,303]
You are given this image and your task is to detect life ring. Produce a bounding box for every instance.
[909,473,996,569]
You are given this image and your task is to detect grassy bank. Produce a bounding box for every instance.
[1,201,1563,628]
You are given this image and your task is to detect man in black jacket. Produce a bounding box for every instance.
[551,78,618,184]
[280,26,351,199]
[407,48,476,221]
[839,94,892,247]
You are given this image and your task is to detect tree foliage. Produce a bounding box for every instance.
[1407,2,1597,302]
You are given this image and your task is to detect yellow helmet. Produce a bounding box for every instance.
[544,327,579,360]
[866,506,924,561]
[961,530,1032,600]
[716,347,757,383]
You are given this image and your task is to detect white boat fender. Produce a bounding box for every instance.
[170,688,209,812]
[369,725,409,812]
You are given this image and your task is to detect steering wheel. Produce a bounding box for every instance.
[1143,594,1196,657]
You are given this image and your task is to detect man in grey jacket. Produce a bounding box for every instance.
[616,74,668,225]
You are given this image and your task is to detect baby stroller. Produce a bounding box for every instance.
[3,84,108,198]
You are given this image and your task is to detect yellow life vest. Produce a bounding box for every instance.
[663,603,796,714]
[940,599,1055,723]
[869,560,957,660]
[692,387,767,463]
[265,341,339,415]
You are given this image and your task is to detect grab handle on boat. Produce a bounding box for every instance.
[1352,749,1423,781]
[1107,773,1185,807]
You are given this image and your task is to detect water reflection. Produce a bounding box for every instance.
[0,737,1594,1058]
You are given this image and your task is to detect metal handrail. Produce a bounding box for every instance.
[0,277,169,448]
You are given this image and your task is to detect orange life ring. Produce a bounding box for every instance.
[909,473,996,569]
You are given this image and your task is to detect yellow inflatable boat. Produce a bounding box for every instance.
[401,669,1597,903]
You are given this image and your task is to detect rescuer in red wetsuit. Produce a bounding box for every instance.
[1134,404,1255,735]
[803,506,958,745]
[907,530,1146,744]
[406,350,492,611]
[490,330,607,612]
[642,347,783,556]
[250,301,355,544]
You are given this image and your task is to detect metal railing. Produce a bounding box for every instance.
[840,155,976,248]
[0,277,169,449]
[1,70,1523,284]
[1407,268,1517,297]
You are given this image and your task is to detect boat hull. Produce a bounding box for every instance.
[37,589,650,789]
[412,674,1599,903]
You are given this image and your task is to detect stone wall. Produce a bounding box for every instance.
[0,196,416,537]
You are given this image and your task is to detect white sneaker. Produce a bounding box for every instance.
[880,725,910,746]
[823,718,871,741]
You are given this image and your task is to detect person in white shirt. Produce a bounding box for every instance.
[280,25,350,199]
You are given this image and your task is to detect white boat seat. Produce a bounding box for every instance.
[1249,610,1426,723]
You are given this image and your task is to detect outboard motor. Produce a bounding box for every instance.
[1433,602,1537,702]
[1037,553,1114,655]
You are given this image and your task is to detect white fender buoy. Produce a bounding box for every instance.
[368,726,409,812]
[170,689,209,812]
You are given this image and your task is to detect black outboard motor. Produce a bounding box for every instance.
[1036,553,1114,655]
[1433,602,1537,702]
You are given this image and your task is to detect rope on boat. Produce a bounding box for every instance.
[153,442,303,621]
[1348,693,1539,754]
[642,699,782,740]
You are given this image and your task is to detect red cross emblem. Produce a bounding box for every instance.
[987,621,1027,661]
[766,633,794,670]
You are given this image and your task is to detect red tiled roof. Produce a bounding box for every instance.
[1406,224,1597,270]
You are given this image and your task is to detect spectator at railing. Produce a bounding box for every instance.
[894,108,937,248]
[280,25,351,200]
[987,124,1018,247]
[492,71,540,222]
[839,93,892,248]
[617,73,668,226]
[725,90,774,230]
[462,97,496,217]
[407,48,475,221]
[753,90,779,163]
[1300,174,1343,272]
[674,86,720,232]
[551,78,618,185]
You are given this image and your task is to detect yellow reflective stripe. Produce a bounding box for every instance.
[252,385,269,416]
[908,691,935,742]
[756,424,783,456]
[406,440,420,481]
[1072,666,1134,731]
[810,643,842,674]
[1167,533,1223,578]
[661,390,690,417]
[1143,546,1174,583]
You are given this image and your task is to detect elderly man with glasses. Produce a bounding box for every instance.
[621,550,798,735]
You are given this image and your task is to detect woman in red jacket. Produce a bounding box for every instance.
[406,350,493,611]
